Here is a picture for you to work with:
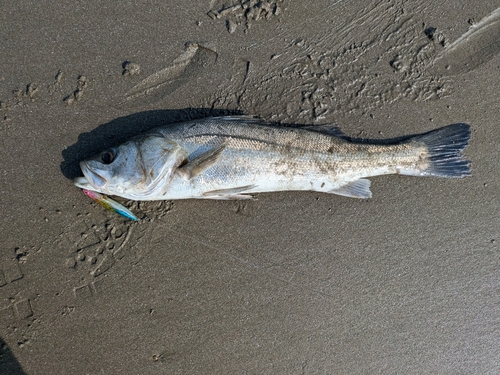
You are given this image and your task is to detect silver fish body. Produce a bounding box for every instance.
[74,116,471,201]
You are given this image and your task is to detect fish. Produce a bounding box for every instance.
[74,116,471,217]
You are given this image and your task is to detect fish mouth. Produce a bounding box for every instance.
[74,176,93,189]
[74,162,107,191]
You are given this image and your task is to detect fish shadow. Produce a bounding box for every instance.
[60,108,243,180]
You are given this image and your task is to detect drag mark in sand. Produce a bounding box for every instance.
[122,43,217,106]
[432,7,500,75]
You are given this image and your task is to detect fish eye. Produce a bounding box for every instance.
[100,150,115,164]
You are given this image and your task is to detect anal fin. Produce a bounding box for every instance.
[329,179,372,199]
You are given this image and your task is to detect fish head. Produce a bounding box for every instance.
[74,134,187,200]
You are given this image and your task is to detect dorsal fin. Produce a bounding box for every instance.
[300,125,347,138]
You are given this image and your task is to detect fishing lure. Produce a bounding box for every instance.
[82,189,138,221]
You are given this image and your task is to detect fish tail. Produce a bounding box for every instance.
[411,123,471,177]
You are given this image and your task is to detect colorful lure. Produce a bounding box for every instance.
[82,189,138,221]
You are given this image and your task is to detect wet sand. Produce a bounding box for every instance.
[1,1,499,373]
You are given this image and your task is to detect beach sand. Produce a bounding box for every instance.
[1,1,499,373]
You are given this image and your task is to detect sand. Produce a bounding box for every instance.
[1,1,499,373]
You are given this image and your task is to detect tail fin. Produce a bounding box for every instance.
[412,123,471,177]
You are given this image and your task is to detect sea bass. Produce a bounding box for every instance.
[74,116,471,206]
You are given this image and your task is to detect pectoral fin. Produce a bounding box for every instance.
[177,144,226,180]
[329,179,372,199]
[202,184,257,200]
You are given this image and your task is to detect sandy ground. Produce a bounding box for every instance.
[1,1,499,373]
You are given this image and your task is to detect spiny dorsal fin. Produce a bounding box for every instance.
[299,125,346,138]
